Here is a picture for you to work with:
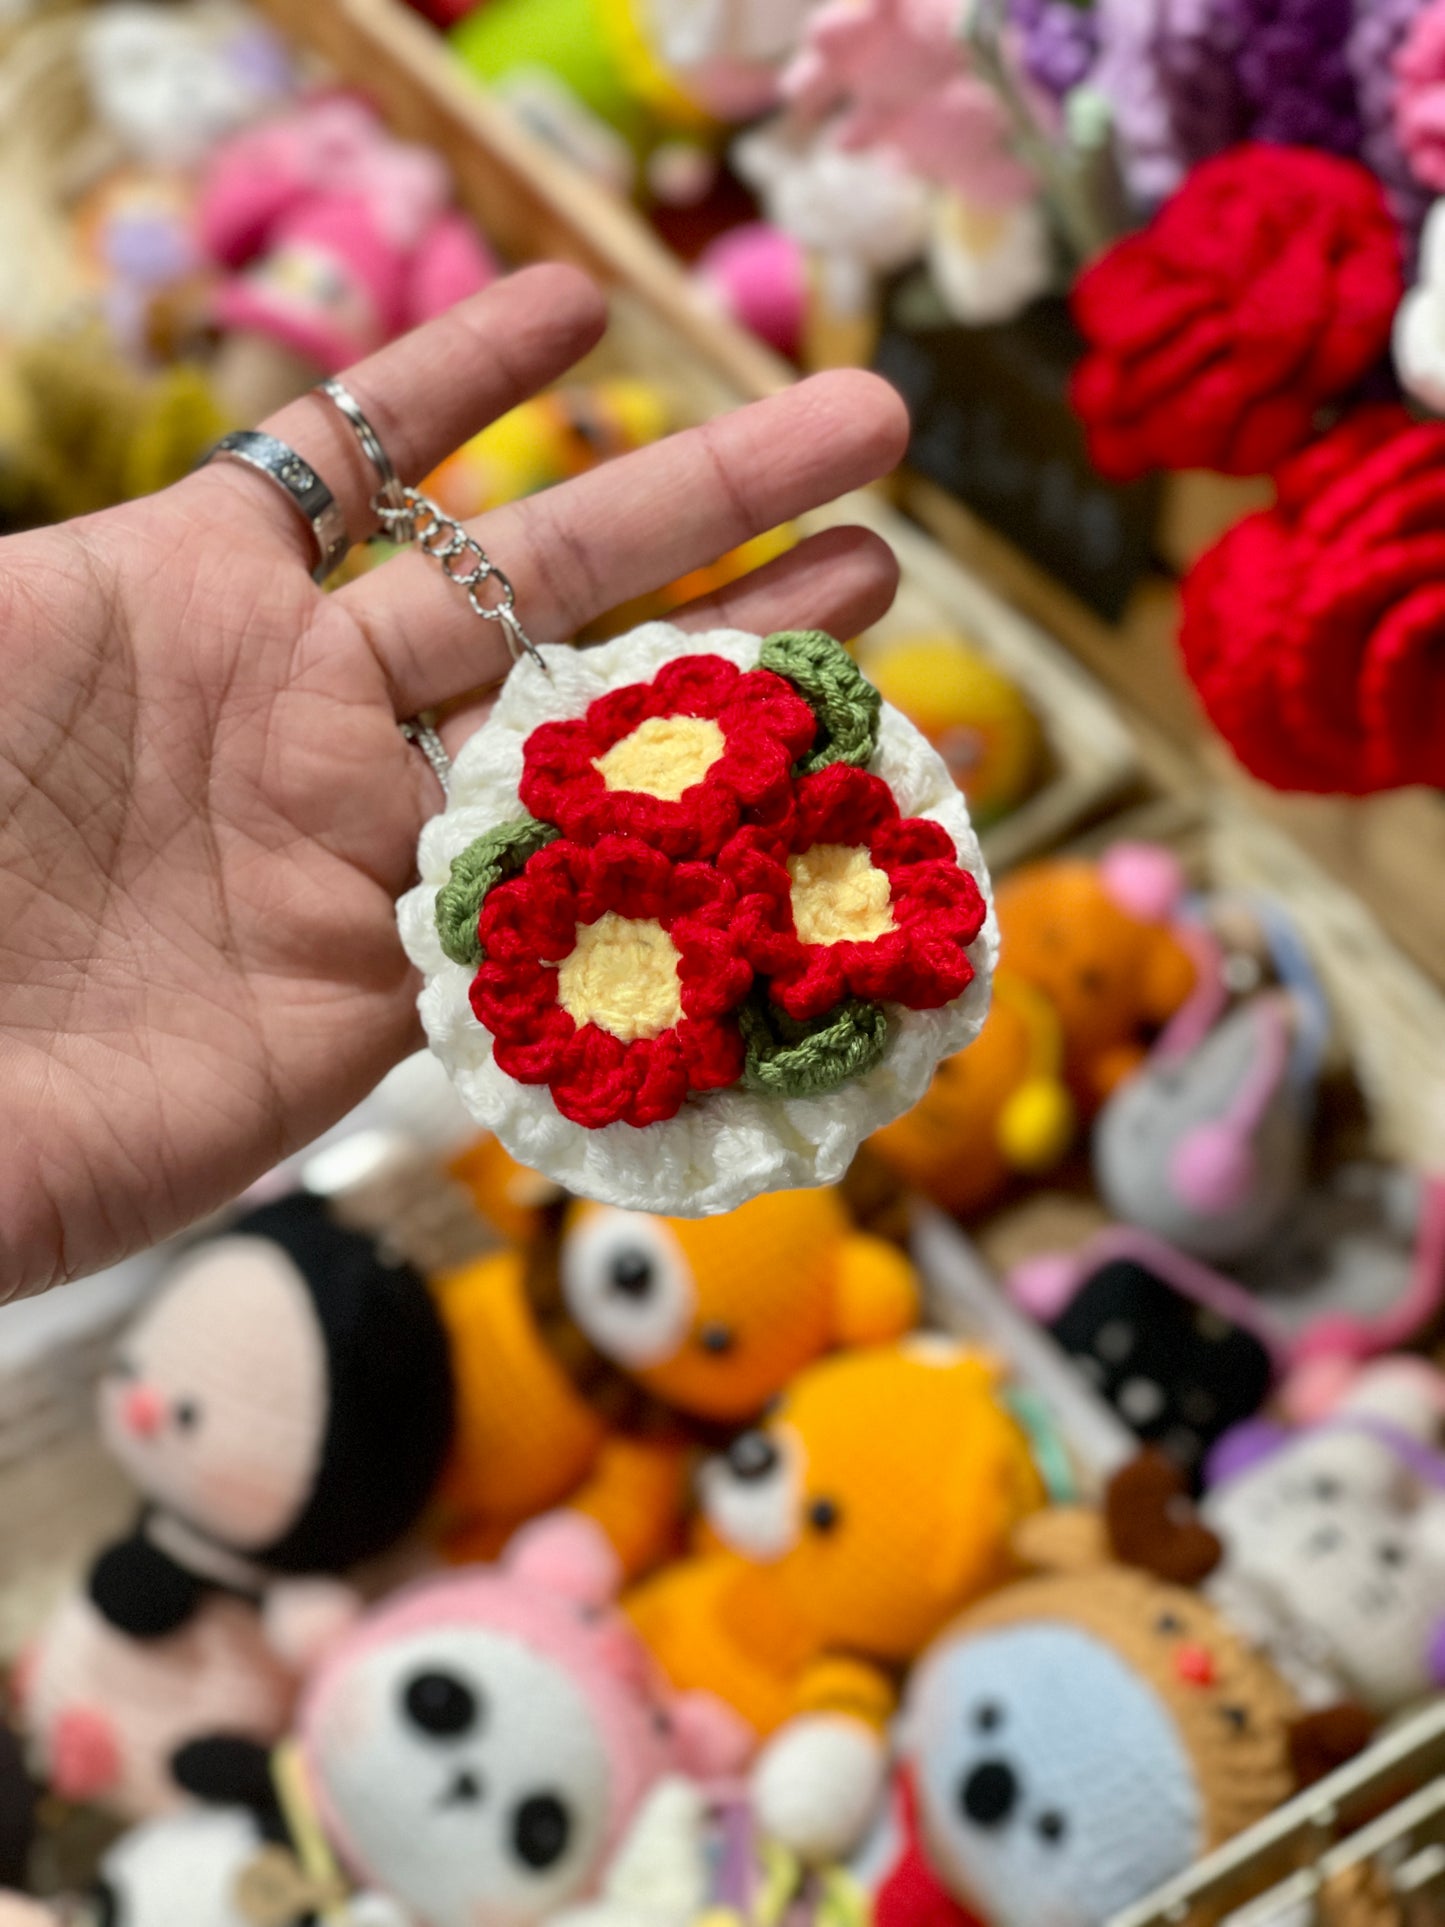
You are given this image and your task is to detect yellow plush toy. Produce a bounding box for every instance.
[626,1340,1046,1734]
[432,1183,919,1577]
[865,633,1042,826]
[869,968,1076,1217]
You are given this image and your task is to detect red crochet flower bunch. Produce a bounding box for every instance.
[720,765,984,1021]
[519,654,817,858]
[1071,144,1403,481]
[1179,406,1445,793]
[441,641,988,1130]
[471,836,752,1129]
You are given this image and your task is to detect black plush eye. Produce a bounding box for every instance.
[402,1670,479,1739]
[608,1249,654,1299]
[1036,1811,1067,1844]
[698,1323,735,1356]
[973,1702,1003,1733]
[726,1433,780,1483]
[512,1792,572,1870]
[1155,1613,1183,1636]
[1220,1705,1250,1733]
[174,1400,200,1431]
[808,1497,841,1534]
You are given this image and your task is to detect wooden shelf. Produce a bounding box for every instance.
[249,0,790,402]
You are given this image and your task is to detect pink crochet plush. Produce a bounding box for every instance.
[16,1588,296,1820]
[296,1514,749,1926]
[1396,0,1445,192]
[199,94,498,370]
[783,0,1035,208]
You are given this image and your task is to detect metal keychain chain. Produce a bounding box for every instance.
[312,379,549,796]
[372,484,550,792]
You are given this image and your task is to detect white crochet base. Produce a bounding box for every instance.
[398,623,997,1216]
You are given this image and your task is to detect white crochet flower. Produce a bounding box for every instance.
[1395,199,1445,415]
[397,622,996,1217]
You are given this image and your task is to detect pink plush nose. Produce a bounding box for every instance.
[50,1708,120,1800]
[1170,1124,1254,1216]
[1174,1643,1217,1689]
[121,1384,165,1438]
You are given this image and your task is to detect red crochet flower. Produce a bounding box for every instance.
[1071,144,1403,481]
[720,764,986,1022]
[1179,406,1445,793]
[470,834,753,1128]
[519,653,817,859]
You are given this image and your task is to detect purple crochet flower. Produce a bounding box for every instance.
[1008,0,1098,100]
[1224,0,1362,155]
[1094,0,1365,210]
[1092,0,1244,204]
[1349,0,1432,257]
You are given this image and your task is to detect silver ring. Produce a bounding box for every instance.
[315,377,408,518]
[205,431,349,583]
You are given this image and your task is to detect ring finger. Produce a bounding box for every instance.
[187,263,608,564]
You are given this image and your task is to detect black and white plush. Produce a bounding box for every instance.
[89,1193,455,1640]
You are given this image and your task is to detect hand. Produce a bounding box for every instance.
[0,266,907,1297]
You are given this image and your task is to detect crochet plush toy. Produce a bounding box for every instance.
[167,1513,749,1927]
[868,968,1076,1218]
[1092,991,1317,1264]
[85,1192,455,1642]
[626,1340,1045,1736]
[1203,1388,1445,1717]
[16,1587,296,1820]
[778,1456,1368,1924]
[1009,1228,1281,1488]
[399,626,996,1215]
[433,1182,919,1574]
[198,95,497,387]
[994,844,1200,1114]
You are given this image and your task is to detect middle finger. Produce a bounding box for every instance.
[339,368,910,715]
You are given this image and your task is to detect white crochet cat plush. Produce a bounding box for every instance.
[1204,1379,1445,1716]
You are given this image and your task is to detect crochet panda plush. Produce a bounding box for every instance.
[158,1513,746,1927]
[88,1192,455,1640]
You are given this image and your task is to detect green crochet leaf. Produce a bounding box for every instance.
[739,995,891,1099]
[435,815,560,968]
[759,629,882,775]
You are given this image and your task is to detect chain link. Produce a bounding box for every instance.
[374,488,548,677]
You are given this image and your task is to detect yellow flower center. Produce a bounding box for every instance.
[593,715,727,801]
[557,913,684,1042]
[787,844,896,946]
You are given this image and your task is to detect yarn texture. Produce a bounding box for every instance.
[1178,406,1445,792]
[1348,0,1433,251]
[436,815,559,967]
[1395,0,1445,193]
[398,623,995,1216]
[1071,145,1403,480]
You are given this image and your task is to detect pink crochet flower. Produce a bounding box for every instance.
[1396,0,1445,192]
[783,0,1035,208]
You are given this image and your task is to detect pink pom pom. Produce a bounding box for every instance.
[1099,842,1187,923]
[505,1511,621,1609]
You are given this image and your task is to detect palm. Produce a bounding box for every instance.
[0,267,906,1296]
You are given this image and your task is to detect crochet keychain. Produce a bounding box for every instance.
[383,468,996,1217]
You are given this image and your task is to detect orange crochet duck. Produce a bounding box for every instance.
[625,1340,1046,1735]
[995,844,1200,1111]
[431,1178,919,1576]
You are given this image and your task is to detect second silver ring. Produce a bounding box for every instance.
[316,377,408,520]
